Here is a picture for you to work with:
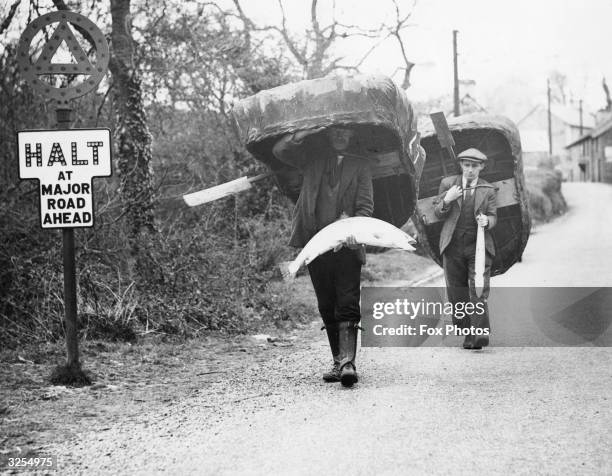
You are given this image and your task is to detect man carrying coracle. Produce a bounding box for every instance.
[434,148,497,349]
[273,126,373,386]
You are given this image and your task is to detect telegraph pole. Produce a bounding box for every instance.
[453,30,460,117]
[547,78,552,157]
[579,99,584,135]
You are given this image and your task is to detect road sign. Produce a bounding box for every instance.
[16,10,112,382]
[17,11,109,103]
[17,129,112,229]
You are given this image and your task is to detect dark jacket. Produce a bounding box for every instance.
[272,132,374,249]
[433,175,497,256]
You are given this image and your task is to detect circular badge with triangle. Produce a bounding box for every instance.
[17,11,109,103]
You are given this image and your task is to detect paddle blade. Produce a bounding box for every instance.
[183,177,252,207]
[475,226,486,297]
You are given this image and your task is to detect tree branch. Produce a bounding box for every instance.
[95,83,113,126]
[276,0,307,67]
[310,0,321,37]
[388,0,417,88]
[334,22,386,38]
[0,0,20,36]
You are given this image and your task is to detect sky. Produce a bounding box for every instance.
[3,0,611,122]
[235,0,612,122]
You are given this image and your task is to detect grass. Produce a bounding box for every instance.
[362,249,438,284]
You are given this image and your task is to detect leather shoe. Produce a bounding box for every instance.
[463,342,482,350]
[463,335,489,350]
[473,334,489,349]
[340,363,358,387]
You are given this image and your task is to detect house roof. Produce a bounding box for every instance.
[552,104,596,128]
[565,117,612,149]
[591,117,612,138]
[565,133,592,149]
[518,103,596,129]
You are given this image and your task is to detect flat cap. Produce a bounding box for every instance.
[457,148,487,163]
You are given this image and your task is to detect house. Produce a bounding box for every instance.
[517,103,595,177]
[565,118,612,183]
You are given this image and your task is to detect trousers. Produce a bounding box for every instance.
[442,232,492,330]
[307,247,362,325]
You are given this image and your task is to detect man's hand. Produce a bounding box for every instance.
[344,234,361,250]
[333,234,360,252]
[443,185,463,205]
[477,213,489,227]
[293,127,326,142]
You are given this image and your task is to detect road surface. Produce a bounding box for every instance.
[42,183,612,475]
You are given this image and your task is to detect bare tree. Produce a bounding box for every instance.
[387,0,417,89]
[0,1,21,35]
[603,77,612,112]
[549,70,569,105]
[135,1,291,189]
[232,0,417,80]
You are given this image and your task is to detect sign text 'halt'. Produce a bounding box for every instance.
[17,129,112,229]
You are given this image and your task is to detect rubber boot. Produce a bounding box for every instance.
[322,323,341,382]
[338,321,359,387]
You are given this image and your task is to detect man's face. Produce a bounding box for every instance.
[328,127,353,151]
[459,159,485,181]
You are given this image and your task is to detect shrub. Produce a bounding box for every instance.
[0,185,309,348]
[525,166,567,222]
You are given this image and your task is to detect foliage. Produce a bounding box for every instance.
[525,166,567,222]
[0,187,304,348]
[0,1,301,347]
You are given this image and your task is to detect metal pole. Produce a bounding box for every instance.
[56,106,79,370]
[453,30,460,117]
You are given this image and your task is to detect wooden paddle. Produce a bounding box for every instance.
[182,173,272,207]
[430,111,455,175]
[475,218,486,297]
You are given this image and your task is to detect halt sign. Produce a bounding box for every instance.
[17,129,112,229]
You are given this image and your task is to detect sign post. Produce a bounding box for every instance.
[17,11,111,384]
